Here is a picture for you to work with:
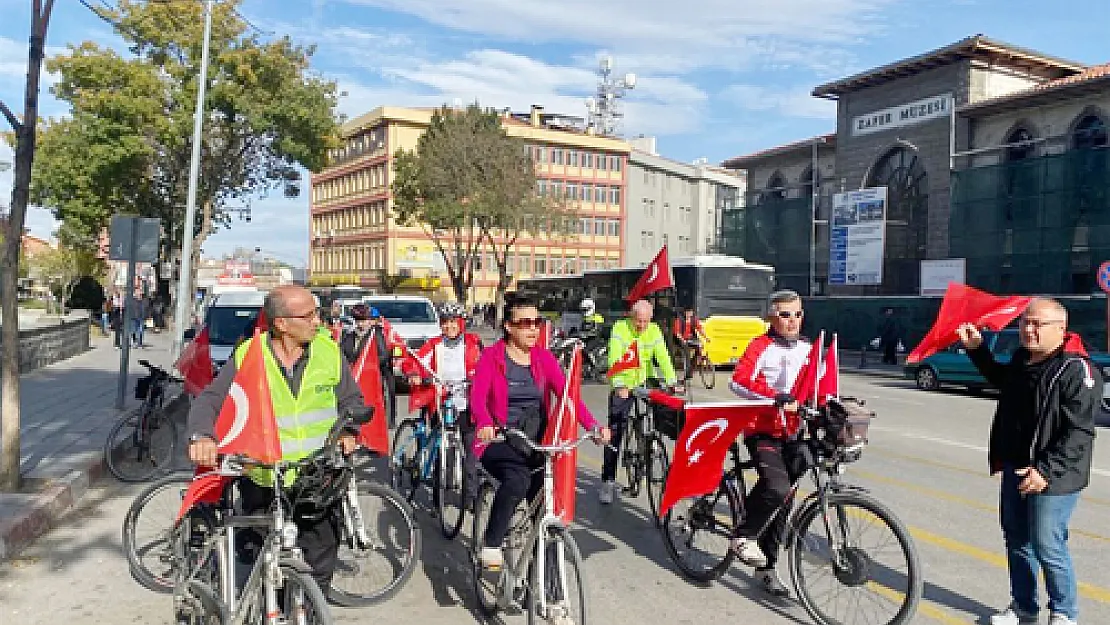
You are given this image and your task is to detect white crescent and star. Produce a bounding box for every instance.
[218,382,250,448]
[620,345,637,365]
[684,418,730,465]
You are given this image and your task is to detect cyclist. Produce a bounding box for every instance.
[185,285,368,593]
[600,298,683,505]
[578,298,605,333]
[403,301,484,498]
[340,304,396,427]
[471,292,610,569]
[727,289,812,597]
[672,307,708,381]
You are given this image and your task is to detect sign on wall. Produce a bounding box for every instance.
[920,258,966,296]
[829,187,887,286]
[851,93,953,137]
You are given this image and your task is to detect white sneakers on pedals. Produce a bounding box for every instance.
[599,481,616,505]
[479,547,503,570]
[989,603,1038,625]
[730,537,768,568]
[755,567,789,597]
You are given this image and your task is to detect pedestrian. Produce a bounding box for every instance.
[878,307,902,365]
[957,298,1099,625]
[131,293,147,348]
[100,297,112,337]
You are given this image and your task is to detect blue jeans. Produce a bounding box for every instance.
[131,318,145,346]
[1000,464,1081,620]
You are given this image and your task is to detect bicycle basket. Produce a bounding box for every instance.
[134,375,154,400]
[649,391,686,440]
[823,397,873,457]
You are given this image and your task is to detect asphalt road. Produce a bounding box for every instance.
[2,371,1108,625]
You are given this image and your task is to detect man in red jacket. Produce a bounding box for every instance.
[727,289,812,597]
[403,301,484,499]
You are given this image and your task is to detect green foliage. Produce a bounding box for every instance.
[29,0,340,258]
[391,104,545,303]
[67,276,105,311]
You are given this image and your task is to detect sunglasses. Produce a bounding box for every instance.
[775,311,804,319]
[510,317,545,329]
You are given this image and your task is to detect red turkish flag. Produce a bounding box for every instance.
[543,344,583,523]
[253,308,268,333]
[626,245,674,302]
[538,318,553,350]
[175,326,214,397]
[790,330,825,405]
[906,284,1032,363]
[353,334,389,455]
[382,319,404,348]
[660,400,772,516]
[330,323,342,342]
[213,330,282,464]
[176,470,231,522]
[817,334,840,406]
[606,341,640,378]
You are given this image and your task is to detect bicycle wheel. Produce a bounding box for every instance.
[174,578,224,625]
[674,346,691,382]
[660,479,739,583]
[621,419,645,498]
[105,406,178,482]
[471,480,504,617]
[789,490,923,625]
[644,433,670,525]
[435,432,467,540]
[527,525,588,625]
[122,473,194,592]
[390,418,421,501]
[589,344,608,384]
[329,481,421,607]
[698,354,716,390]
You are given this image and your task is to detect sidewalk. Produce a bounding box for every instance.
[0,329,177,560]
[838,350,909,380]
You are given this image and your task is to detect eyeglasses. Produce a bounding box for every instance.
[1020,318,1063,329]
[775,311,804,319]
[510,317,545,329]
[281,310,319,321]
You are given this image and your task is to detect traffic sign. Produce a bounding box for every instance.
[109,216,161,263]
[1099,261,1110,294]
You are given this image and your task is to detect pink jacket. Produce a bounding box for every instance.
[470,340,599,457]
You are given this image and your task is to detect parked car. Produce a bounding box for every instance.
[904,329,1110,409]
[362,295,440,379]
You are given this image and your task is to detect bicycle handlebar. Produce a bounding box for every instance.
[492,427,607,455]
[138,359,184,383]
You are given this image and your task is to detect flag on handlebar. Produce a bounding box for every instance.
[176,469,231,522]
[607,341,640,378]
[817,334,840,406]
[790,330,825,406]
[213,329,281,464]
[353,333,389,455]
[175,326,214,397]
[659,399,772,517]
[538,318,553,350]
[544,343,582,524]
[906,283,1032,364]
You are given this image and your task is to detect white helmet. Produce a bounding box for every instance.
[579,298,595,317]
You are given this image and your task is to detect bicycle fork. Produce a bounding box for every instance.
[341,478,371,548]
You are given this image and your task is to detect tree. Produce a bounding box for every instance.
[30,0,339,310]
[1,0,56,491]
[392,104,549,305]
[31,245,97,312]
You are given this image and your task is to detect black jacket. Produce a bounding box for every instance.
[970,343,1099,494]
[340,327,390,370]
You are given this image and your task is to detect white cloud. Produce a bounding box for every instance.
[720,84,837,120]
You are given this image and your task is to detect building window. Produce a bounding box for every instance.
[584,153,594,168]
[569,151,579,167]
[663,202,669,221]
[866,146,929,294]
[1072,114,1108,150]
[662,233,669,248]
[599,155,608,171]
[567,182,579,201]
[610,187,621,205]
[537,180,548,196]
[554,149,564,165]
[762,172,786,203]
[1005,127,1036,161]
[608,219,620,237]
[535,147,546,163]
[611,156,622,172]
[643,171,650,184]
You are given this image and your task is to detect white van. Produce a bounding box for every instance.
[363,295,440,375]
[195,289,266,368]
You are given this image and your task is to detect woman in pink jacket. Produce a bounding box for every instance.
[470,293,611,570]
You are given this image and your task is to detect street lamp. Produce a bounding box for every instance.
[171,0,215,357]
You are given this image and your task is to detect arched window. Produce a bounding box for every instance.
[865,146,929,294]
[762,172,786,202]
[1073,115,1108,150]
[1005,127,1036,162]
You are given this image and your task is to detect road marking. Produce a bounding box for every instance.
[867,582,973,625]
[867,447,1110,508]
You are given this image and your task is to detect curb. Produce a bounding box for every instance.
[842,368,907,380]
[0,447,109,561]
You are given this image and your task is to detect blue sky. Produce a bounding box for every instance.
[0,0,1107,263]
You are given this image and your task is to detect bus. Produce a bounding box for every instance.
[518,255,776,365]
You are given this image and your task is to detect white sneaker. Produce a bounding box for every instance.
[755,567,789,597]
[989,603,1038,625]
[599,481,615,505]
[1049,614,1078,625]
[730,537,768,568]
[479,547,503,570]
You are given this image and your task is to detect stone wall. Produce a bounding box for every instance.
[1,316,92,374]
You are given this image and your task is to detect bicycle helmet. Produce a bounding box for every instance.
[438,301,466,320]
[579,298,596,317]
[350,303,371,320]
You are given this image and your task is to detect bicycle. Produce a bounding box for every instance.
[105,359,183,482]
[122,471,205,593]
[471,428,600,625]
[660,397,922,625]
[617,386,673,522]
[390,378,471,540]
[676,338,715,390]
